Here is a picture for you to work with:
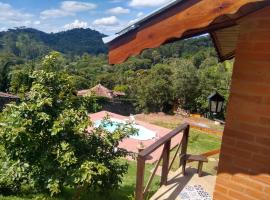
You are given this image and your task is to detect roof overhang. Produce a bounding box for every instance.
[104,0,270,64]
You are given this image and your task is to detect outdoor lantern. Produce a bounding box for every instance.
[208,92,225,114]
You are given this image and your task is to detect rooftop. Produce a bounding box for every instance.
[0,92,19,99]
[77,84,125,99]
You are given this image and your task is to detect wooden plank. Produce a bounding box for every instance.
[168,142,182,172]
[187,154,208,162]
[143,153,163,196]
[160,141,171,186]
[136,156,146,200]
[107,0,270,64]
[139,123,188,158]
[179,125,190,175]
[201,149,221,157]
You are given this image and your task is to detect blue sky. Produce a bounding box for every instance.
[0,0,172,34]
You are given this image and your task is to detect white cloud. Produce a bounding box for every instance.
[129,0,171,7]
[0,2,33,26]
[40,9,74,19]
[61,1,96,12]
[108,7,130,15]
[93,16,119,26]
[34,21,41,25]
[63,19,88,30]
[40,1,96,19]
[137,12,144,18]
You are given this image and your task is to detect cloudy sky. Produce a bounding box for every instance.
[0,0,173,34]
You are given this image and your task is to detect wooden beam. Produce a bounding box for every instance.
[107,0,269,64]
[135,156,145,200]
[138,123,188,158]
[160,141,171,186]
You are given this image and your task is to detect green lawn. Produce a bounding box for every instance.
[0,124,221,200]
[0,160,160,200]
[169,129,221,174]
[188,129,221,154]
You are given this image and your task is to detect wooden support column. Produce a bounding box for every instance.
[180,125,190,175]
[160,140,171,186]
[136,156,145,200]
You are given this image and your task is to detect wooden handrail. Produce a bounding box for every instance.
[135,123,190,200]
[138,123,189,158]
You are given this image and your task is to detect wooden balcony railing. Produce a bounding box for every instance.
[135,123,190,200]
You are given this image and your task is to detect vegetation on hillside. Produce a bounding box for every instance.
[0,28,107,59]
[0,29,232,115]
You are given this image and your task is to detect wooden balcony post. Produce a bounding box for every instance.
[160,140,171,186]
[136,155,145,200]
[180,125,190,175]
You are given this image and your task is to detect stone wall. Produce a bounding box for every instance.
[100,99,136,116]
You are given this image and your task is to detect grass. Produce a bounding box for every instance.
[0,161,160,200]
[188,129,221,154]
[169,129,221,174]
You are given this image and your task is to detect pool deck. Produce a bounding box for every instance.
[89,111,183,163]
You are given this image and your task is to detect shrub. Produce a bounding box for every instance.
[0,54,134,197]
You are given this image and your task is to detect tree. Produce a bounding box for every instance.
[0,55,25,93]
[195,61,232,114]
[0,62,11,92]
[133,64,174,113]
[0,54,134,197]
[9,63,34,96]
[171,58,199,112]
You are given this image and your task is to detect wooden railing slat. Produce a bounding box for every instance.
[138,123,189,158]
[179,125,190,175]
[168,141,182,172]
[160,140,171,186]
[143,153,163,196]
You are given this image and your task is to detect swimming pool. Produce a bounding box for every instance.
[94,118,156,141]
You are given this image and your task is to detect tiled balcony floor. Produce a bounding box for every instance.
[151,167,216,200]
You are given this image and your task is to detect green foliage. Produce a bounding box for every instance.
[113,85,128,93]
[0,55,24,92]
[132,64,174,113]
[1,35,232,117]
[9,64,34,96]
[0,54,134,197]
[0,28,107,60]
[171,58,199,111]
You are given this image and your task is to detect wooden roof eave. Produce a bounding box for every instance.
[107,0,269,64]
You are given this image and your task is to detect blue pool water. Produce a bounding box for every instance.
[94,119,156,141]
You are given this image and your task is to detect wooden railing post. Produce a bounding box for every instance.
[136,155,145,200]
[160,140,171,186]
[179,125,190,175]
[135,123,189,200]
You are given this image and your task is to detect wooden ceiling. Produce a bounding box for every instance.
[106,0,270,64]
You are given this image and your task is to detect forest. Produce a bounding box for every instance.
[0,27,233,115]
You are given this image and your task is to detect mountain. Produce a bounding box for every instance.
[0,28,108,59]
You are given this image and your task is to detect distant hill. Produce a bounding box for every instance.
[0,28,107,59]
